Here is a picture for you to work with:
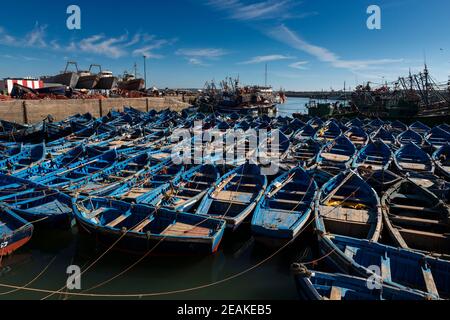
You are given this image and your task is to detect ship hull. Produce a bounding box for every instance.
[118,79,145,91]
[42,72,79,88]
[95,76,118,90]
[76,75,100,89]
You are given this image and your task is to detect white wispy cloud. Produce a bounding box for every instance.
[240,54,293,64]
[289,61,309,70]
[207,0,308,21]
[0,24,174,59]
[176,48,229,66]
[268,25,403,71]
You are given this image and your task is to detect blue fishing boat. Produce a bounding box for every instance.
[73,198,226,254]
[352,140,393,171]
[135,164,220,212]
[394,143,434,174]
[282,139,321,170]
[251,167,317,245]
[344,126,369,149]
[433,143,450,180]
[293,124,317,140]
[357,167,402,193]
[291,264,427,300]
[314,120,342,142]
[110,160,185,203]
[425,126,450,150]
[396,129,424,146]
[0,143,46,175]
[315,170,383,270]
[410,121,431,136]
[438,123,450,134]
[389,120,408,135]
[316,135,357,175]
[65,151,158,197]
[34,149,119,190]
[0,174,74,228]
[370,127,396,146]
[14,145,104,180]
[345,118,364,128]
[0,204,33,256]
[382,179,450,259]
[321,235,450,299]
[307,117,324,130]
[196,163,267,230]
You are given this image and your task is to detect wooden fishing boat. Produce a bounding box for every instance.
[316,135,357,175]
[357,167,402,193]
[251,167,317,245]
[345,118,364,128]
[389,120,408,136]
[371,127,396,146]
[314,120,342,142]
[344,126,369,149]
[110,160,185,203]
[73,198,226,254]
[352,140,393,171]
[315,170,383,270]
[14,145,104,180]
[425,127,450,150]
[0,204,33,256]
[282,138,321,170]
[64,151,157,197]
[323,235,450,299]
[438,123,450,134]
[433,143,450,180]
[0,143,46,175]
[0,121,46,144]
[0,174,74,228]
[196,163,267,230]
[34,149,119,190]
[293,124,317,140]
[410,121,431,136]
[140,164,220,212]
[307,117,324,130]
[396,129,424,146]
[291,264,427,301]
[382,179,450,259]
[394,143,434,174]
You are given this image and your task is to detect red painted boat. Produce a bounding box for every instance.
[0,205,33,257]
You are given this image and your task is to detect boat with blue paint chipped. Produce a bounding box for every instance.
[196,163,267,231]
[291,264,428,301]
[344,126,369,149]
[136,164,220,212]
[410,121,431,136]
[251,167,317,246]
[316,135,357,175]
[352,140,393,171]
[314,170,383,272]
[433,143,450,180]
[0,143,46,175]
[425,126,450,150]
[396,129,424,146]
[371,127,396,146]
[73,198,226,254]
[394,142,434,174]
[319,234,450,299]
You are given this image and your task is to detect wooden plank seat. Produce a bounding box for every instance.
[132,218,153,232]
[106,214,129,228]
[319,205,372,224]
[321,153,350,162]
[399,162,428,170]
[161,222,211,237]
[212,190,254,204]
[389,215,447,227]
[389,203,441,214]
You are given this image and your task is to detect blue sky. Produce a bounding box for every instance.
[0,0,449,90]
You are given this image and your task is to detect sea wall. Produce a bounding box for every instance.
[0,97,191,124]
